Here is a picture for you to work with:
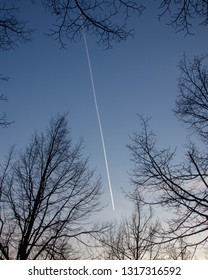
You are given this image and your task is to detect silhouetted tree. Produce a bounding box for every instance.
[0,75,13,128]
[38,0,145,48]
[1,1,208,50]
[0,3,32,51]
[0,114,104,259]
[39,0,208,46]
[126,54,208,257]
[165,238,196,260]
[97,193,162,260]
[158,0,208,34]
[0,95,9,127]
[127,110,208,252]
[175,54,208,142]
[0,2,32,127]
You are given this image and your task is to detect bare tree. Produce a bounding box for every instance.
[0,94,9,127]
[2,1,208,51]
[40,0,145,48]
[97,193,163,260]
[0,3,32,51]
[175,54,208,142]
[0,2,32,126]
[158,0,208,35]
[42,0,208,47]
[126,56,208,254]
[1,1,208,51]
[0,114,105,259]
[0,1,143,50]
[165,238,196,260]
[0,75,13,128]
[130,57,208,256]
[127,112,208,253]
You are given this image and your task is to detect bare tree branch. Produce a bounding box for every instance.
[41,0,145,48]
[0,75,13,127]
[158,0,208,35]
[0,3,33,51]
[175,54,208,142]
[127,115,208,250]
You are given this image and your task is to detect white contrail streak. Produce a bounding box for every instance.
[82,31,115,211]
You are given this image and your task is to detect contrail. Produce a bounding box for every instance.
[82,30,115,211]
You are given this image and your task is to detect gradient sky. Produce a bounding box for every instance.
[1,1,208,220]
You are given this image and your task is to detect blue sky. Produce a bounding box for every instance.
[1,1,208,220]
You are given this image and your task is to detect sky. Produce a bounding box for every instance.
[1,1,208,221]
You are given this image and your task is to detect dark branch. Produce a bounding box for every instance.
[0,3,33,51]
[41,0,145,48]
